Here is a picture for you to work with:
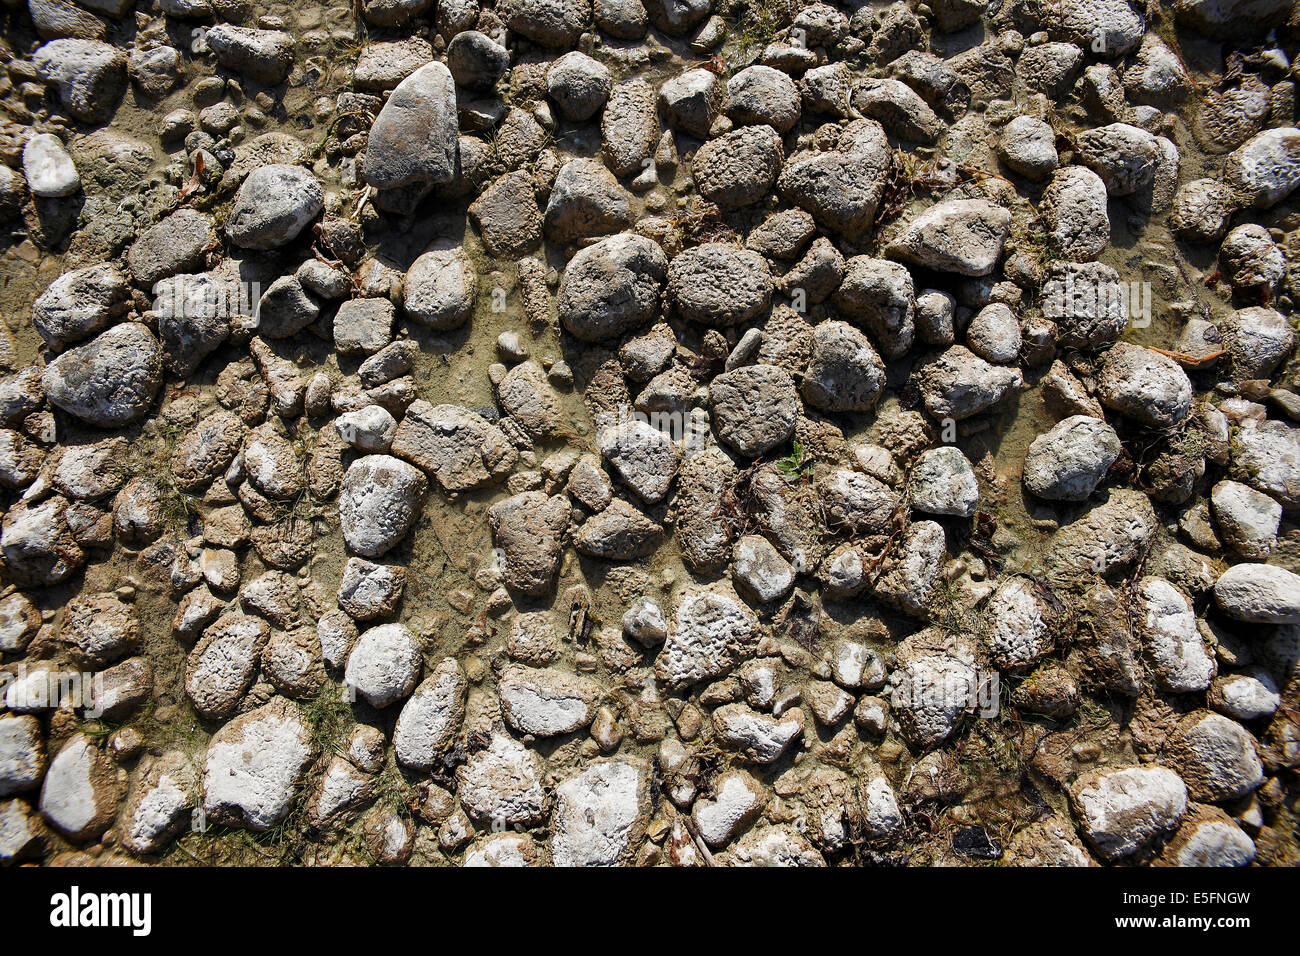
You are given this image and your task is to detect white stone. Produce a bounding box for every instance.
[22,133,80,198]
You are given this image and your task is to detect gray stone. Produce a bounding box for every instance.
[339,455,427,557]
[152,273,234,377]
[779,237,845,305]
[710,365,799,457]
[361,0,433,27]
[1220,305,1294,380]
[22,133,79,198]
[394,658,466,770]
[1231,418,1300,510]
[499,665,603,737]
[551,757,651,866]
[1049,489,1158,581]
[801,321,885,413]
[852,78,941,142]
[1160,807,1255,867]
[1070,765,1186,860]
[1168,712,1263,802]
[401,243,478,331]
[910,446,978,517]
[1073,122,1158,196]
[1214,563,1300,623]
[205,25,294,84]
[497,361,561,438]
[1173,0,1291,39]
[0,496,85,586]
[391,400,516,494]
[32,263,128,350]
[596,416,679,504]
[832,257,914,359]
[997,115,1058,179]
[498,0,590,46]
[731,534,794,604]
[225,164,323,250]
[668,243,772,327]
[1209,667,1280,721]
[468,171,543,258]
[256,275,319,339]
[559,233,667,341]
[601,79,658,176]
[872,520,946,617]
[1098,342,1192,428]
[456,732,546,827]
[127,210,215,286]
[655,586,758,690]
[726,65,799,133]
[745,208,816,260]
[1212,479,1281,559]
[364,63,459,190]
[965,302,1020,363]
[777,119,891,240]
[353,37,433,91]
[659,68,721,137]
[1124,34,1190,105]
[1041,0,1144,58]
[884,199,1010,276]
[623,597,667,646]
[915,345,1021,421]
[119,751,196,856]
[337,556,405,620]
[42,323,161,428]
[985,578,1054,670]
[546,52,611,121]
[691,769,765,847]
[889,634,972,749]
[595,0,648,37]
[1138,576,1215,693]
[39,734,117,841]
[722,824,825,866]
[712,703,805,763]
[1039,166,1110,261]
[693,125,784,209]
[33,39,124,122]
[0,715,45,797]
[1170,178,1238,243]
[446,30,508,90]
[334,298,395,356]
[488,492,569,597]
[573,499,663,559]
[1023,415,1121,502]
[185,612,269,719]
[1041,261,1127,348]
[544,159,634,243]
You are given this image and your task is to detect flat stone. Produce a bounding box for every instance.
[498,666,604,737]
[551,757,652,866]
[39,734,117,841]
[1070,765,1187,860]
[344,623,421,708]
[394,658,467,771]
[203,698,313,832]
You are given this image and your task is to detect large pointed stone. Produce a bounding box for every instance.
[364,62,459,190]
